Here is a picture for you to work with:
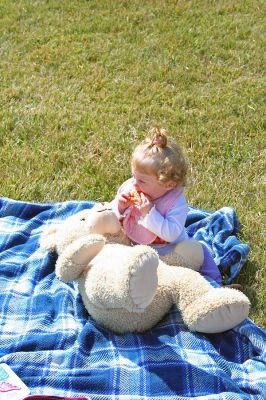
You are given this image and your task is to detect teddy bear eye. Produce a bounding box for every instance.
[80,218,85,221]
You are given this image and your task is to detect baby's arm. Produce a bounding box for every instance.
[138,196,188,243]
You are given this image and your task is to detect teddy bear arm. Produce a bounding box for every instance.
[55,234,105,282]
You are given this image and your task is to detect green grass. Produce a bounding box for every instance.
[0,0,265,328]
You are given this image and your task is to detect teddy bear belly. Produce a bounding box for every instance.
[78,278,172,334]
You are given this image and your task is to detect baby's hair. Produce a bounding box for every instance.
[132,127,188,187]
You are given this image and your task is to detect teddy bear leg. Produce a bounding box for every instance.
[167,266,250,333]
[160,238,204,270]
[183,287,250,333]
[128,247,159,311]
[81,244,159,313]
[55,234,105,282]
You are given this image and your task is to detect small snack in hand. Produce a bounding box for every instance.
[128,189,142,204]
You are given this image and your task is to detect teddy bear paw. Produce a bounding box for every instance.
[182,287,250,333]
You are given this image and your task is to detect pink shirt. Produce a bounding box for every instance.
[111,178,188,255]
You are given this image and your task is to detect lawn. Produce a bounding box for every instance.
[0,0,265,327]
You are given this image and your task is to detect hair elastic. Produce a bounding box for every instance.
[152,135,164,145]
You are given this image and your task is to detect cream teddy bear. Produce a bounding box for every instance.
[40,204,250,334]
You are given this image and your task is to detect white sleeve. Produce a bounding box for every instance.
[138,195,188,242]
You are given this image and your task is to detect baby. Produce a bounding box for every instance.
[111,127,223,284]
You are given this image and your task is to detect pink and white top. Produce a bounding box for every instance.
[111,178,188,255]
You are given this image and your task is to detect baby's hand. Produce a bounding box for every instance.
[117,192,131,214]
[136,192,153,217]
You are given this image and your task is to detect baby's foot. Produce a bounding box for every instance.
[225,283,243,291]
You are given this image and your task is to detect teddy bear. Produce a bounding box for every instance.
[40,203,250,334]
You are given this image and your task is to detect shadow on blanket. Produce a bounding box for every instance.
[0,197,265,399]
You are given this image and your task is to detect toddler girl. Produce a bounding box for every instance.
[111,127,223,285]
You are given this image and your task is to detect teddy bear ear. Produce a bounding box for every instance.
[40,225,58,251]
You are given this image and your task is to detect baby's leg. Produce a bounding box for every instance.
[199,243,223,284]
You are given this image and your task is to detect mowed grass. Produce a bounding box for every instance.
[0,0,265,327]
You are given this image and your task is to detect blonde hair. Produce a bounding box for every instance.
[132,127,188,187]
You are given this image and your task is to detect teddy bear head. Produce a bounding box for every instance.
[40,203,121,254]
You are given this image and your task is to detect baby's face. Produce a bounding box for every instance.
[131,165,174,200]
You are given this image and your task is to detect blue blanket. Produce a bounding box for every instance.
[0,197,265,399]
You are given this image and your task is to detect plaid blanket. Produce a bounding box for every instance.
[186,206,250,284]
[0,197,265,399]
